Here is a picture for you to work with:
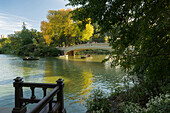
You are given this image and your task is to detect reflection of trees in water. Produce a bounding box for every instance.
[42,59,94,104]
[43,59,58,77]
[75,70,93,104]
[0,55,124,109]
[20,60,46,82]
[36,56,123,104]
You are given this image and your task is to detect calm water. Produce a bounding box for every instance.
[0,54,124,113]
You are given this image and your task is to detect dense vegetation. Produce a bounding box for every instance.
[0,23,60,56]
[40,9,108,46]
[0,9,108,56]
[68,0,170,112]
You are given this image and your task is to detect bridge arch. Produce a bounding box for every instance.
[58,43,113,56]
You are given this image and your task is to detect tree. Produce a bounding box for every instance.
[0,22,60,56]
[91,23,108,43]
[81,19,94,41]
[20,22,33,45]
[41,21,53,45]
[5,23,44,55]
[41,9,82,47]
[68,0,170,93]
[0,38,11,53]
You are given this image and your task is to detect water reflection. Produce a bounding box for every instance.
[0,54,124,113]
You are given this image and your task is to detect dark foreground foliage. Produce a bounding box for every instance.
[68,0,170,112]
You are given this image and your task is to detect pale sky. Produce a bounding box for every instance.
[0,0,73,36]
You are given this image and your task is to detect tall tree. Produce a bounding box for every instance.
[68,0,170,91]
[20,22,33,45]
[41,9,82,47]
[6,23,44,55]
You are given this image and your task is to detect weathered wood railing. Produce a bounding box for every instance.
[12,77,66,113]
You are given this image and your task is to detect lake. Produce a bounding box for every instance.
[0,54,125,113]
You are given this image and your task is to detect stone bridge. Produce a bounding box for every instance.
[57,43,113,56]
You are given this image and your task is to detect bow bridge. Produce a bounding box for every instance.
[57,43,113,56]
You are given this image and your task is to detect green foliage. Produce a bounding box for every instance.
[86,89,112,113]
[20,22,33,45]
[91,23,110,43]
[69,2,169,113]
[120,94,170,113]
[0,22,60,57]
[121,102,142,113]
[36,45,60,56]
[108,76,170,112]
[68,0,170,98]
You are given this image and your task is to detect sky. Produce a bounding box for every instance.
[0,0,73,37]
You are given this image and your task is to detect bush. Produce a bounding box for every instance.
[86,89,111,113]
[120,94,170,113]
[36,45,60,56]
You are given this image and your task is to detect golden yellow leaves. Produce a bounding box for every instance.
[81,19,94,41]
[43,35,52,46]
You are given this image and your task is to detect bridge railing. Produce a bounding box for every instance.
[58,43,110,50]
[12,77,65,113]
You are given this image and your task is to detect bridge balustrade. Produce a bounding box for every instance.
[12,77,65,113]
[58,43,112,56]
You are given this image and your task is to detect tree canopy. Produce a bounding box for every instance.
[68,0,170,90]
[81,19,94,41]
[0,22,60,56]
[40,8,101,46]
[41,9,82,47]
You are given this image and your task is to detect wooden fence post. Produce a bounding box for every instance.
[57,78,65,113]
[12,77,27,113]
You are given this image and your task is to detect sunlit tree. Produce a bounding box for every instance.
[41,9,82,47]
[81,19,94,41]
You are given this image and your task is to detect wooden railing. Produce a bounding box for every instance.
[12,77,66,113]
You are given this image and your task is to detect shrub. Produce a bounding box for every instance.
[120,94,170,113]
[37,45,60,56]
[86,89,111,113]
